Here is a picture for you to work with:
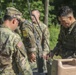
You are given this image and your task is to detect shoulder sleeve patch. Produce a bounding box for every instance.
[22,30,28,37]
[17,41,23,48]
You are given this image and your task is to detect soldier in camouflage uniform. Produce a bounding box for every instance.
[15,19,37,63]
[48,6,76,59]
[0,7,33,75]
[31,10,50,75]
[15,18,38,75]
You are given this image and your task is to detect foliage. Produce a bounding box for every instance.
[1,0,76,25]
[53,0,76,17]
[49,24,60,49]
[30,0,44,20]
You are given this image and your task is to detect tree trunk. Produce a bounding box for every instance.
[44,0,49,26]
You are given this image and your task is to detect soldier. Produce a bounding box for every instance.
[15,19,37,62]
[31,10,50,75]
[15,18,38,75]
[0,7,33,75]
[48,6,76,59]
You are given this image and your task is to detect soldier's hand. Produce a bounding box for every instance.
[42,52,47,59]
[49,51,54,58]
[28,52,36,62]
[46,51,54,60]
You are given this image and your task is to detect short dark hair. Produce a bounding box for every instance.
[57,6,73,17]
[3,15,13,21]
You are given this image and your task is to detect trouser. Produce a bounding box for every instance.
[37,56,47,73]
[32,56,47,75]
[19,73,22,75]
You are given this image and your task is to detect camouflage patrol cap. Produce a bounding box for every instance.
[5,7,24,21]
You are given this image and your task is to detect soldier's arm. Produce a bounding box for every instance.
[42,26,50,55]
[24,29,36,53]
[23,27,37,62]
[22,22,36,53]
[14,35,33,75]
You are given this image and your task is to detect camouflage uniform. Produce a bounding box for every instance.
[15,20,36,53]
[33,21,50,73]
[0,7,33,75]
[15,20,37,71]
[52,21,76,58]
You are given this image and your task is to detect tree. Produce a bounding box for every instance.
[44,0,49,25]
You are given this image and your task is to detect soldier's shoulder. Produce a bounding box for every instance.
[9,30,21,41]
[5,29,21,40]
[1,27,21,42]
[40,21,47,27]
[13,32,21,39]
[1,27,14,35]
[23,20,32,27]
[12,32,22,46]
[22,20,33,31]
[40,21,48,31]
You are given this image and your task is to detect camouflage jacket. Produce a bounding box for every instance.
[33,21,50,56]
[53,21,76,58]
[32,21,50,73]
[0,25,33,75]
[15,20,36,53]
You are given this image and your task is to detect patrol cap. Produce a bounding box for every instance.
[5,7,24,22]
